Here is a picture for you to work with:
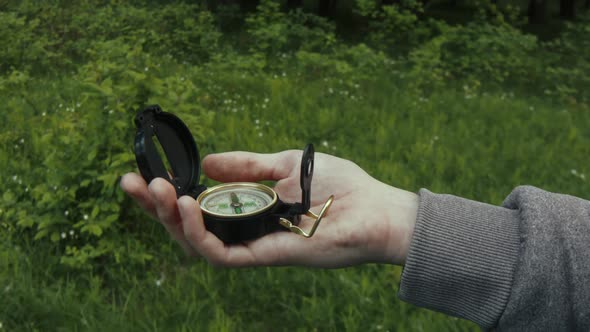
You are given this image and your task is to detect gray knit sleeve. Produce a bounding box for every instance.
[398,186,590,331]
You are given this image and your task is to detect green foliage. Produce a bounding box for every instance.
[472,0,527,27]
[0,11,55,74]
[246,0,336,56]
[354,0,447,53]
[542,13,590,104]
[0,1,220,74]
[0,2,216,269]
[0,62,214,269]
[408,22,539,93]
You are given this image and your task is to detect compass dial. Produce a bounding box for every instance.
[197,183,278,218]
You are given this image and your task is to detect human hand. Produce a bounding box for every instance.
[120,150,418,268]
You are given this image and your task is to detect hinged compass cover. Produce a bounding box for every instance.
[134,105,204,198]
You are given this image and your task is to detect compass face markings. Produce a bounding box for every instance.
[201,188,274,215]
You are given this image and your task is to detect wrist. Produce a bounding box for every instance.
[371,183,418,265]
[389,187,418,265]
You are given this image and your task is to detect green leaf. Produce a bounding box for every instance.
[88,149,98,161]
[2,191,15,204]
[34,229,49,241]
[17,218,34,228]
[82,224,103,237]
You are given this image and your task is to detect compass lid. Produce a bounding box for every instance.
[134,105,205,198]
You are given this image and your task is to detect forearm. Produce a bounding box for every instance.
[398,189,521,329]
[398,186,590,330]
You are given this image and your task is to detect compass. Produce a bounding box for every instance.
[133,105,334,243]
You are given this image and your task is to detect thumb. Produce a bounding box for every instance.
[202,150,300,183]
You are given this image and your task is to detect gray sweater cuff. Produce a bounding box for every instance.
[398,189,521,329]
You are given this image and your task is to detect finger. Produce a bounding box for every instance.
[202,150,299,183]
[120,173,157,218]
[177,196,235,265]
[149,178,197,255]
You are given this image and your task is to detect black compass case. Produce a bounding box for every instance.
[133,105,314,244]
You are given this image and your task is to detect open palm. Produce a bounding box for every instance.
[121,150,418,268]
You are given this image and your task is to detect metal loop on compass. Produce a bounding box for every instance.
[279,195,334,238]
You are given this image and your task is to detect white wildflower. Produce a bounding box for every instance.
[42,112,46,116]
[258,133,263,137]
[322,140,329,147]
[255,119,260,124]
[69,230,74,236]
[264,98,269,103]
[65,210,69,216]
[61,232,66,239]
[19,138,24,144]
[84,214,89,220]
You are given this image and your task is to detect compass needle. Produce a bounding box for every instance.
[230,192,243,214]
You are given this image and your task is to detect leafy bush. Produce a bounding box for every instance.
[0,11,55,74]
[246,0,336,57]
[542,13,590,105]
[354,0,447,54]
[0,8,216,269]
[1,1,220,74]
[407,22,539,93]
